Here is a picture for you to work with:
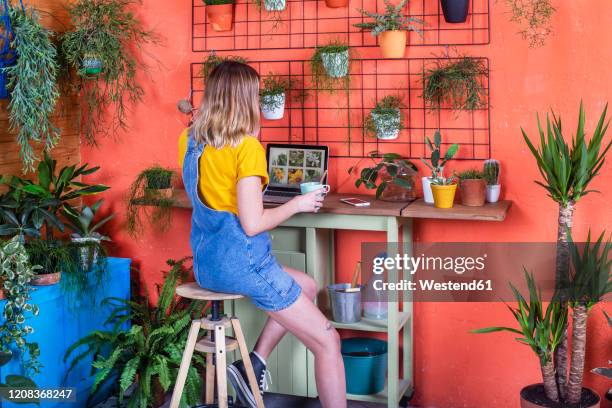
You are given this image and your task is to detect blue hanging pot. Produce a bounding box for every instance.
[441,0,470,23]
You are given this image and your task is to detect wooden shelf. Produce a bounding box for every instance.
[329,311,410,333]
[347,378,412,404]
[401,199,512,221]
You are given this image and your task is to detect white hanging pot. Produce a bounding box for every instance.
[264,0,286,11]
[486,184,501,203]
[321,50,349,78]
[422,177,434,204]
[371,109,400,140]
[261,92,286,120]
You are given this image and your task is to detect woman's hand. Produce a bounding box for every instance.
[291,189,326,213]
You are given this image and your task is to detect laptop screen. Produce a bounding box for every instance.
[266,144,329,190]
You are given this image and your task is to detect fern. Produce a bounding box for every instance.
[120,355,141,392]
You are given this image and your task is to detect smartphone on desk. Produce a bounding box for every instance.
[340,197,371,207]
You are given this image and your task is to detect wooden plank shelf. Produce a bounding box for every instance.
[401,199,512,221]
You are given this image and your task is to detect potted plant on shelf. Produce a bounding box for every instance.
[64,199,114,271]
[25,239,73,286]
[483,159,501,203]
[349,151,418,202]
[456,168,486,206]
[430,175,457,209]
[354,0,424,58]
[260,73,292,120]
[126,166,177,238]
[420,130,458,204]
[423,56,488,112]
[204,0,234,31]
[440,0,470,24]
[61,0,155,145]
[65,258,207,408]
[311,42,350,92]
[365,95,404,140]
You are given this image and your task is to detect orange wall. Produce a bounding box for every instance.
[81,1,612,406]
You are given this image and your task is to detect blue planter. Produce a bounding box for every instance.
[0,257,131,408]
[341,337,388,395]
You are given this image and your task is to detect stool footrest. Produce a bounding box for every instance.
[195,336,239,353]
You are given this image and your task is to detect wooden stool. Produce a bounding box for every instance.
[170,283,265,408]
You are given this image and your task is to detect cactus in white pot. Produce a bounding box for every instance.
[260,73,292,120]
[483,159,501,203]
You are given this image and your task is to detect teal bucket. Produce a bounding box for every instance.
[341,338,388,395]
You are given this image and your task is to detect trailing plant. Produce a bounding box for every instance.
[64,258,207,408]
[61,0,156,144]
[349,151,417,199]
[483,159,500,185]
[364,95,404,138]
[456,168,484,181]
[260,73,293,109]
[0,237,41,376]
[25,239,77,276]
[522,102,610,399]
[423,57,488,112]
[354,0,423,36]
[126,166,176,238]
[504,0,555,47]
[473,271,567,402]
[310,42,350,93]
[2,6,60,172]
[420,130,459,181]
[201,51,247,83]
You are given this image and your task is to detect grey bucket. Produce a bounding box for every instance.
[328,283,361,323]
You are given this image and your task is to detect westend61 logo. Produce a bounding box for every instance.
[372,253,487,275]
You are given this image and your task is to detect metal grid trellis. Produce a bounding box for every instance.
[192,0,490,52]
[190,57,490,160]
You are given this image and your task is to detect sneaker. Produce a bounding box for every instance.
[227,352,269,408]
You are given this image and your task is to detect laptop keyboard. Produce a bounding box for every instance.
[268,191,296,197]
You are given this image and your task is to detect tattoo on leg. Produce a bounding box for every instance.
[325,321,333,331]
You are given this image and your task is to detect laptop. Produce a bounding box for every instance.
[263,143,329,204]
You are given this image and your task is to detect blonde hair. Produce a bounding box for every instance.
[192,61,260,148]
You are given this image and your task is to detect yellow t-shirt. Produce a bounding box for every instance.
[178,128,269,214]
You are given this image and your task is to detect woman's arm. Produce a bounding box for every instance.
[237,176,325,237]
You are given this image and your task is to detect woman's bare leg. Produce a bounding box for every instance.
[254,266,317,359]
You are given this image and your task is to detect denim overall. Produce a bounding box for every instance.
[183,134,301,311]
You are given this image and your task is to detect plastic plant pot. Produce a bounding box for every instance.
[261,92,286,120]
[264,0,286,11]
[422,176,434,204]
[460,178,486,206]
[321,50,349,78]
[325,0,349,8]
[371,109,401,140]
[206,3,234,32]
[440,0,470,23]
[341,338,388,395]
[379,30,407,58]
[486,184,501,203]
[82,56,103,76]
[431,183,457,209]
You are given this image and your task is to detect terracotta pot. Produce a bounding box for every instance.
[206,3,234,32]
[379,30,407,58]
[431,184,457,209]
[31,271,61,286]
[520,384,600,408]
[325,0,349,8]
[460,178,486,206]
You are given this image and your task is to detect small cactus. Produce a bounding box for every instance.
[483,159,500,185]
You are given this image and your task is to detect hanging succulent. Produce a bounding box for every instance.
[1,3,60,172]
[61,0,155,145]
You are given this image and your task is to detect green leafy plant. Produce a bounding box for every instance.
[420,130,459,182]
[61,0,156,144]
[473,271,567,402]
[423,57,488,112]
[349,151,417,199]
[483,159,500,185]
[201,51,247,83]
[455,168,484,181]
[64,258,207,408]
[364,95,404,138]
[504,0,555,47]
[260,73,292,110]
[310,42,350,93]
[25,238,76,276]
[0,237,41,377]
[126,166,176,238]
[354,0,423,36]
[64,199,114,240]
[3,6,60,172]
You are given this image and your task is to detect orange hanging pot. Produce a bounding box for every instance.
[378,30,407,59]
[325,0,349,8]
[206,2,234,32]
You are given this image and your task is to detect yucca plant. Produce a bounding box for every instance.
[522,102,610,399]
[64,258,207,408]
[473,271,567,401]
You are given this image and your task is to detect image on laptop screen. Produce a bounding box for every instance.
[268,145,327,188]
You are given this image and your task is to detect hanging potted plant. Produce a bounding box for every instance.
[365,95,404,140]
[201,51,247,82]
[260,73,292,120]
[311,42,350,93]
[423,56,488,112]
[204,0,234,31]
[420,130,458,204]
[440,0,470,24]
[483,159,501,203]
[354,0,423,59]
[456,168,486,206]
[61,0,155,145]
[349,151,418,202]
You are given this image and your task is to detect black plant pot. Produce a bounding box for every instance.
[441,0,470,23]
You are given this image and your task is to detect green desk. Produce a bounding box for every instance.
[149,190,511,407]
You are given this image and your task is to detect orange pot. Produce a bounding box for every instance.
[206,3,234,32]
[379,30,407,58]
[325,0,349,8]
[460,178,486,206]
